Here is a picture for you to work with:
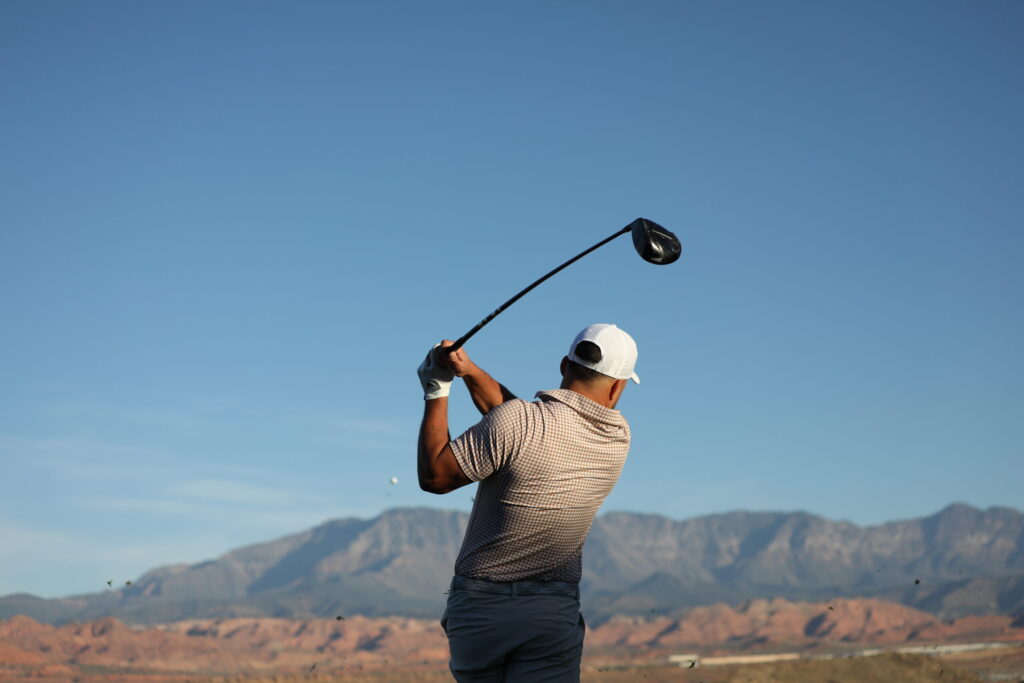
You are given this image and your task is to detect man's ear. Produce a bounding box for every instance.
[560,356,568,377]
[608,378,627,407]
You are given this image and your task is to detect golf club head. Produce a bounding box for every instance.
[630,218,681,265]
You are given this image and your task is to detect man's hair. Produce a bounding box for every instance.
[565,340,612,384]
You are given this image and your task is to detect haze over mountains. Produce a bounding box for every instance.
[2,503,1022,626]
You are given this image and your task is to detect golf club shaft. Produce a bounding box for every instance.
[447,225,632,354]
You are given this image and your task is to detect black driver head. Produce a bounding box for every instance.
[629,218,681,265]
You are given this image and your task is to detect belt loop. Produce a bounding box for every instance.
[512,581,518,597]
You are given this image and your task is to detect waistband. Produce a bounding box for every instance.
[451,575,580,598]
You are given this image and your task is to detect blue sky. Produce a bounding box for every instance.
[1,0,1021,598]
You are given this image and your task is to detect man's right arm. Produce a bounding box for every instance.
[440,341,516,415]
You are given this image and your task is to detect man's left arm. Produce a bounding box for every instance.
[417,397,471,493]
[417,346,472,494]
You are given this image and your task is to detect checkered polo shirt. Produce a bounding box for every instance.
[449,388,630,583]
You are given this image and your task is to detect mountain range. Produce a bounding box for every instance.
[2,503,1022,625]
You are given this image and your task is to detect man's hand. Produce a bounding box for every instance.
[438,340,478,377]
[417,343,455,400]
[434,340,516,415]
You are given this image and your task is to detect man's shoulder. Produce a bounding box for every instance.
[478,397,546,434]
[488,397,533,419]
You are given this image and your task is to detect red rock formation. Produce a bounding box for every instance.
[0,598,1020,678]
[583,597,1023,650]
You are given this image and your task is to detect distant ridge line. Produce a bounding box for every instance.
[1,503,1021,625]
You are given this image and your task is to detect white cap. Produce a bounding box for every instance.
[567,324,640,384]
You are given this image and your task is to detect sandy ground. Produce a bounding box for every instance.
[7,648,1024,683]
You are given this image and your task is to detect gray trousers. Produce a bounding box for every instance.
[441,576,586,682]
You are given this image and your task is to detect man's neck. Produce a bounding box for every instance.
[559,380,616,409]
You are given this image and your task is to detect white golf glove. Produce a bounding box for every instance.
[417,344,455,400]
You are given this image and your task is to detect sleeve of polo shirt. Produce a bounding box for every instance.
[449,399,527,481]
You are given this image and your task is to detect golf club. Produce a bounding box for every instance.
[446,217,681,354]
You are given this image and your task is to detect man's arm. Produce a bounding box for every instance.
[440,341,516,415]
[416,344,472,494]
[417,397,472,494]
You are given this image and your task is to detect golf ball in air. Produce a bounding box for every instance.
[390,477,398,485]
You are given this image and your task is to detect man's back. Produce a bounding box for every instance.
[451,389,630,582]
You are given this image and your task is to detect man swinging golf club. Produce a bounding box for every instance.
[416,323,639,682]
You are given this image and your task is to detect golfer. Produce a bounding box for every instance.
[416,323,638,682]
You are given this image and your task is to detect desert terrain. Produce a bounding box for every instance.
[3,505,1023,681]
[2,595,1022,682]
